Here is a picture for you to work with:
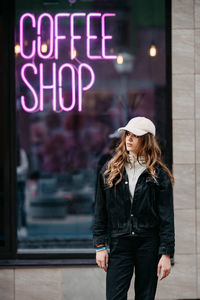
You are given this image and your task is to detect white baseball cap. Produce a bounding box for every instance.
[117,116,156,136]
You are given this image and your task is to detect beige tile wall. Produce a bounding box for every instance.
[0,1,200,299]
[164,0,200,299]
[0,270,14,300]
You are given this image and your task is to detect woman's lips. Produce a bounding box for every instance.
[127,143,132,147]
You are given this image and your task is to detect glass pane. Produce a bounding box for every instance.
[15,0,168,252]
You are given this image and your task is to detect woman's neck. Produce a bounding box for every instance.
[128,152,137,158]
[127,153,146,165]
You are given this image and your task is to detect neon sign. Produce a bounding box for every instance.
[18,12,117,113]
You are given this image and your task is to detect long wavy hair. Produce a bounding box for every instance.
[104,131,174,187]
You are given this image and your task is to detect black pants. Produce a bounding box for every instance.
[106,235,161,300]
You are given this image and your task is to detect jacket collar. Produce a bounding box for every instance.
[122,163,161,181]
[122,166,148,181]
[112,163,161,184]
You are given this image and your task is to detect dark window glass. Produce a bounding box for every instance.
[14,0,171,253]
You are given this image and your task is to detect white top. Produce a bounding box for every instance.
[125,154,146,202]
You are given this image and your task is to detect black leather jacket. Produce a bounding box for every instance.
[92,162,175,258]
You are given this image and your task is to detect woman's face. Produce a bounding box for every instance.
[125,131,140,155]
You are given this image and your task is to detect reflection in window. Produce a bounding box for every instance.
[15,0,168,252]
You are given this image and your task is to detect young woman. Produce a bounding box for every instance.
[93,116,175,300]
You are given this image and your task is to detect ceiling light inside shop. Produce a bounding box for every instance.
[114,52,135,74]
[73,48,77,59]
[15,44,20,55]
[117,54,123,64]
[149,43,157,57]
[41,43,48,53]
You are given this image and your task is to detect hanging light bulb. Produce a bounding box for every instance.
[73,48,77,59]
[15,43,20,55]
[41,43,48,53]
[148,41,157,57]
[117,54,123,64]
[149,44,157,57]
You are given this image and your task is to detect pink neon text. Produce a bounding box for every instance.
[20,62,95,112]
[19,12,117,60]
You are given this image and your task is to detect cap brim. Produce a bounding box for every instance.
[117,126,146,136]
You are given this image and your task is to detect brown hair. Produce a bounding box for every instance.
[104,131,174,187]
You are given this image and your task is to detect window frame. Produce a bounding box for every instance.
[0,0,172,267]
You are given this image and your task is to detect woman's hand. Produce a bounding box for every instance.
[157,254,171,280]
[96,250,109,272]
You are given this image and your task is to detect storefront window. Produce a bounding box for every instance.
[14,0,170,254]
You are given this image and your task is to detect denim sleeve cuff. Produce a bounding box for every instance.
[158,246,174,258]
[93,235,107,248]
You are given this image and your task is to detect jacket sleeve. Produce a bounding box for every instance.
[92,170,108,248]
[156,169,175,258]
